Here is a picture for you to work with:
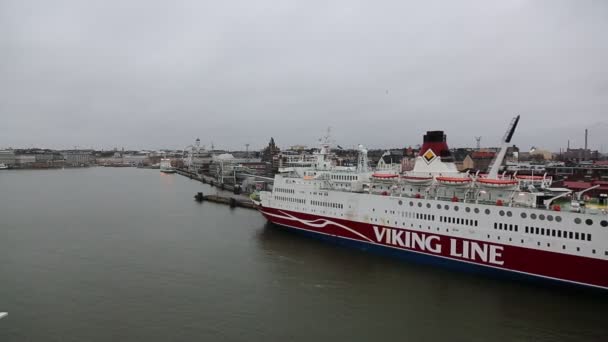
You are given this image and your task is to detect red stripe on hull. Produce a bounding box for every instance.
[259,206,608,290]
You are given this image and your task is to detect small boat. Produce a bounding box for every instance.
[476,177,518,188]
[401,175,433,185]
[160,158,176,173]
[0,163,8,170]
[435,176,472,187]
[371,173,399,179]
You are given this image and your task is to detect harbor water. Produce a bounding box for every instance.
[0,167,606,341]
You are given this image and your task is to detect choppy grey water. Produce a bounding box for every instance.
[0,167,606,341]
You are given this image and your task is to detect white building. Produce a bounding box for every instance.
[65,151,92,166]
[0,150,16,166]
[15,155,36,167]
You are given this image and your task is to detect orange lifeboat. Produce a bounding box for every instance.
[401,175,433,185]
[435,176,472,187]
[372,173,399,179]
[477,178,518,188]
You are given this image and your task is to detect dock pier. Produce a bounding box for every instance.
[176,169,255,209]
[194,192,256,209]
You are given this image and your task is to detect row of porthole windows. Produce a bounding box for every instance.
[401,201,608,228]
[520,212,563,223]
[573,217,608,227]
[407,200,487,214]
[275,196,305,204]
[525,226,592,241]
[407,200,488,214]
[486,234,605,255]
[400,200,608,227]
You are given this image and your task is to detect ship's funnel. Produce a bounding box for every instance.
[419,131,451,160]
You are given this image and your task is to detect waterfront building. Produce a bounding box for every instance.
[64,151,92,166]
[0,150,16,166]
[15,155,36,168]
[547,163,608,182]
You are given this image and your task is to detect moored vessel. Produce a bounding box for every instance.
[160,158,176,173]
[254,116,608,290]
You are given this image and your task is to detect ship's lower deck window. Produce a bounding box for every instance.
[525,226,592,241]
[442,216,477,227]
[495,223,518,232]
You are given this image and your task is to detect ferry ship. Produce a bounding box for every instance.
[254,117,608,290]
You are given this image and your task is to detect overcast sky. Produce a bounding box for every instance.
[1,0,607,152]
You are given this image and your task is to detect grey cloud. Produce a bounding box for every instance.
[1,0,607,152]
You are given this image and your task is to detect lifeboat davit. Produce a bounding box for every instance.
[435,176,472,187]
[401,175,433,185]
[477,178,518,188]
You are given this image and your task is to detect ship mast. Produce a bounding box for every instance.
[487,115,520,179]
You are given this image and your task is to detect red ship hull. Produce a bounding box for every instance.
[259,206,608,290]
